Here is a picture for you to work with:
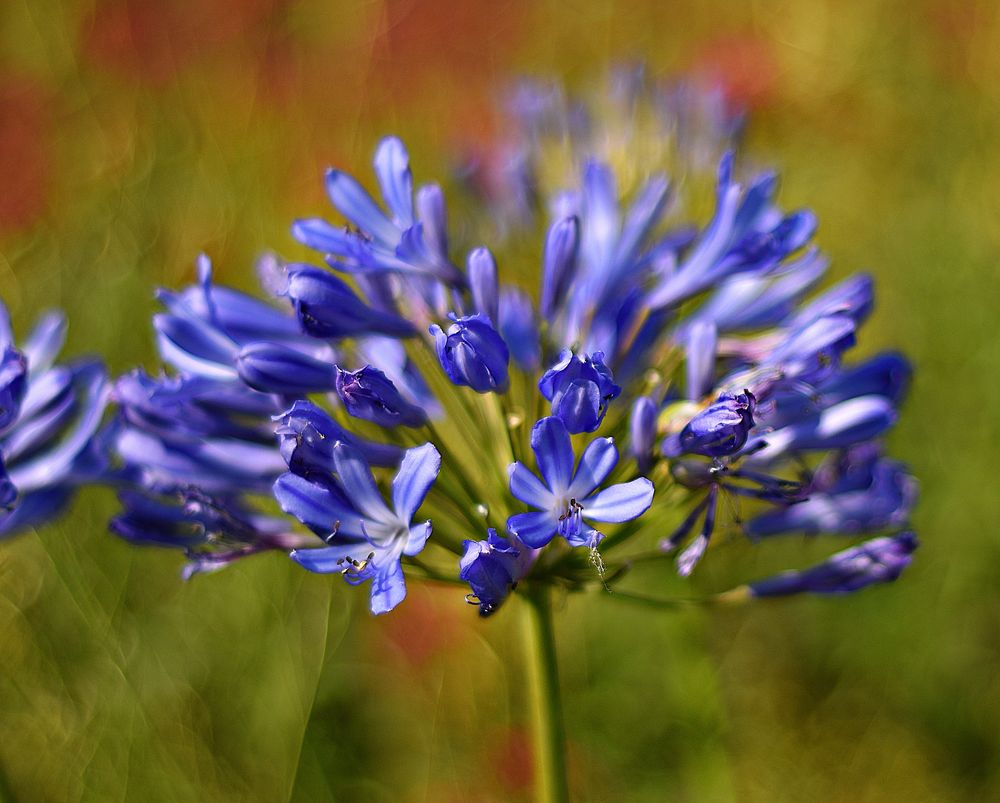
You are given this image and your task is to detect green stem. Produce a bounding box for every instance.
[521,584,570,803]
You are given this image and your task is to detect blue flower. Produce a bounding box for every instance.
[1,305,110,538]
[334,365,428,429]
[430,314,510,393]
[272,262,416,339]
[538,350,621,434]
[459,529,536,617]
[153,254,334,385]
[275,399,403,472]
[746,446,916,538]
[113,371,285,494]
[507,416,653,548]
[275,433,441,614]
[748,532,918,597]
[236,342,338,395]
[292,137,462,283]
[111,488,311,578]
[663,390,756,458]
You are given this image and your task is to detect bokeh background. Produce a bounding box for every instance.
[2,1,999,800]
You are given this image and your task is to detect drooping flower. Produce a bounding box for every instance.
[274,411,440,614]
[459,529,536,617]
[507,416,654,548]
[111,488,312,578]
[333,365,428,429]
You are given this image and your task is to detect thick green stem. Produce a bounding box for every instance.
[521,584,570,803]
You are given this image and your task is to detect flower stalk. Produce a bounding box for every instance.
[521,583,570,803]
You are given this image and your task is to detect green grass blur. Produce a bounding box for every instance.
[2,1,999,800]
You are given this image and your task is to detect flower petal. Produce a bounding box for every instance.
[530,416,574,494]
[291,543,366,573]
[507,510,558,548]
[508,462,553,508]
[582,478,654,523]
[568,437,618,498]
[325,167,398,245]
[373,137,414,228]
[331,442,393,523]
[391,442,441,522]
[369,559,407,614]
[272,473,365,539]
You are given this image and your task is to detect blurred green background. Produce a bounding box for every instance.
[2,0,999,800]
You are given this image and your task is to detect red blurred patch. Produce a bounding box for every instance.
[924,1,984,82]
[0,70,53,234]
[491,725,534,796]
[83,0,287,85]
[690,34,780,110]
[371,0,526,99]
[379,583,473,667]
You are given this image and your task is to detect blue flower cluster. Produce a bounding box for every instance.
[1,71,918,618]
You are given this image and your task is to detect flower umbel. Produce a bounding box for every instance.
[84,69,918,619]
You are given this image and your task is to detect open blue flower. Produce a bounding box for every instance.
[507,416,653,548]
[275,431,440,614]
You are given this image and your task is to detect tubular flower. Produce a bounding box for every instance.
[274,413,440,614]
[94,70,918,615]
[0,303,109,538]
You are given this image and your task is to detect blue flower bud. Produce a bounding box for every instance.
[749,532,917,597]
[467,247,499,322]
[498,287,540,371]
[629,396,657,471]
[236,342,338,395]
[664,390,756,458]
[282,265,415,339]
[430,314,510,393]
[540,216,579,319]
[334,365,428,428]
[538,350,621,433]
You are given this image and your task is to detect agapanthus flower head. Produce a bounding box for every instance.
[100,68,918,616]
